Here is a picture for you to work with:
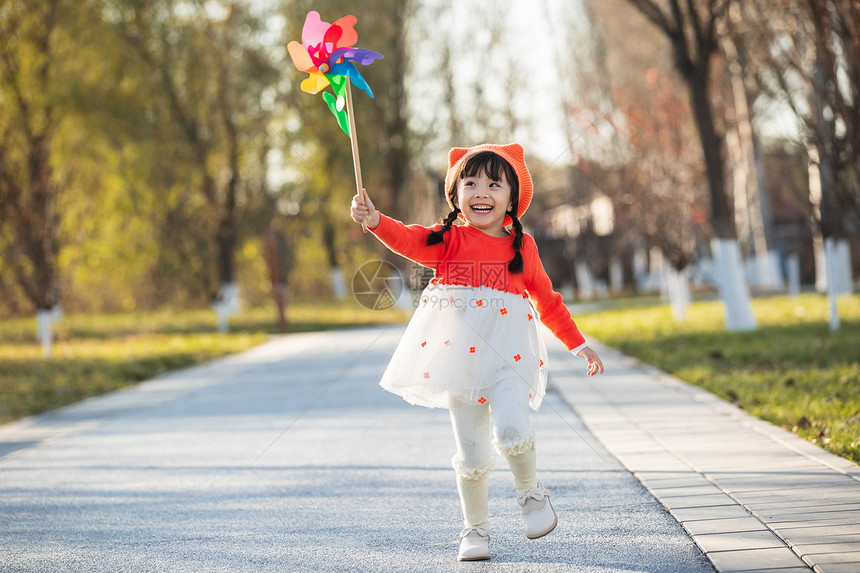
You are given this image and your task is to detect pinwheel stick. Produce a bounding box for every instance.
[344,79,368,233]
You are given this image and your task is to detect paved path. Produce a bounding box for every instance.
[1,324,858,572]
[1,326,711,572]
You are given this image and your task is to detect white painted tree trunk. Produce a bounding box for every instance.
[744,257,758,286]
[227,283,241,314]
[36,309,54,358]
[711,239,757,331]
[633,248,648,292]
[575,262,594,300]
[213,283,241,333]
[814,237,827,293]
[787,253,801,297]
[609,258,624,294]
[659,267,669,302]
[749,251,783,289]
[814,239,853,295]
[825,237,841,332]
[836,239,853,295]
[768,250,785,288]
[330,266,348,300]
[667,267,691,321]
[215,308,229,333]
[695,257,716,288]
[807,145,831,296]
[722,27,776,295]
[649,246,664,293]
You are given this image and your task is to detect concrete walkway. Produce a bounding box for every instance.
[0,324,857,572]
[550,339,860,573]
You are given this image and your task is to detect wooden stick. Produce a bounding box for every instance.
[344,78,368,232]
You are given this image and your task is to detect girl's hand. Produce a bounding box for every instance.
[350,190,380,229]
[577,347,604,376]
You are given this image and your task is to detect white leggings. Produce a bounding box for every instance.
[448,371,538,526]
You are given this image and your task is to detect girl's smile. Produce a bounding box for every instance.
[455,172,513,237]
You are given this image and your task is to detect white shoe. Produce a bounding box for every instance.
[517,482,557,539]
[457,524,490,561]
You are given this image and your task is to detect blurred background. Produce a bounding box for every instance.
[1,0,857,331]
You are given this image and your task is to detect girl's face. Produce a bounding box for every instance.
[453,171,513,237]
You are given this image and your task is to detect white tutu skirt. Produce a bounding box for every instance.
[380,284,549,411]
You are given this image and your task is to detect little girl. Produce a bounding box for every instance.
[350,143,603,562]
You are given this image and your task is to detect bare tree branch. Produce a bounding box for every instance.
[626,0,676,36]
[685,0,705,50]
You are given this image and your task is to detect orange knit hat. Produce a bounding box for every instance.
[444,143,534,227]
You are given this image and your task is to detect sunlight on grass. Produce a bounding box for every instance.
[576,294,860,463]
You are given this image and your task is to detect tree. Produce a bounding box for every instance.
[623,0,757,330]
[613,70,708,318]
[718,4,780,289]
[741,0,859,329]
[112,0,281,329]
[0,0,64,354]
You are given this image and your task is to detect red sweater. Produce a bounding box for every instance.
[371,214,586,351]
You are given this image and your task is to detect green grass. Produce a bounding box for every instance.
[575,293,860,464]
[0,299,408,425]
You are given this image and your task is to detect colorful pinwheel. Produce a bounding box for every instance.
[287,11,383,137]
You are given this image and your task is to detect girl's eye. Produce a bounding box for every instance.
[490,182,499,187]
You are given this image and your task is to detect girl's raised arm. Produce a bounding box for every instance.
[350,194,447,268]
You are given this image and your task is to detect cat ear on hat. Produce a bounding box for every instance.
[501,143,525,162]
[448,147,470,167]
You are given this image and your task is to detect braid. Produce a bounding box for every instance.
[426,209,461,245]
[508,212,524,273]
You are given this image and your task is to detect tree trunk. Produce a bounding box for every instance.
[323,220,347,299]
[824,237,840,332]
[721,5,779,288]
[575,262,595,300]
[710,238,757,331]
[667,266,691,321]
[19,129,61,356]
[0,1,61,354]
[36,309,54,357]
[262,229,288,332]
[622,0,756,330]
[217,201,237,289]
[688,75,733,240]
[609,258,624,294]
[379,1,410,220]
[787,253,801,297]
[835,240,853,295]
[808,46,843,328]
[689,67,756,330]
